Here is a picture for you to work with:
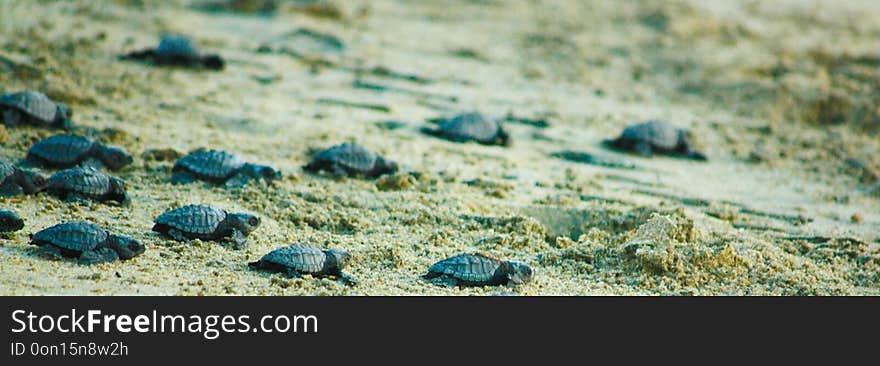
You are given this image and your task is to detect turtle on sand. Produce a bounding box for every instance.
[422,112,510,146]
[0,91,72,130]
[0,161,47,196]
[603,121,706,161]
[120,34,225,70]
[30,222,144,265]
[171,149,279,187]
[249,244,357,286]
[303,142,398,179]
[423,253,534,287]
[152,204,260,249]
[26,134,133,171]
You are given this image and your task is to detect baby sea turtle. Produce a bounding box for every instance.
[0,91,72,130]
[303,142,398,178]
[120,34,225,70]
[0,161,47,196]
[172,149,280,187]
[152,204,260,249]
[26,134,133,171]
[423,253,534,287]
[30,222,145,265]
[0,209,24,233]
[249,244,357,286]
[422,112,510,146]
[603,121,706,160]
[47,167,128,205]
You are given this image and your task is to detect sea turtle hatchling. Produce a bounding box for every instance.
[30,222,145,265]
[303,142,398,179]
[47,167,128,205]
[152,204,260,249]
[0,209,24,233]
[603,121,707,161]
[172,149,280,187]
[26,134,134,171]
[0,161,47,196]
[422,112,510,146]
[423,253,534,287]
[0,91,72,130]
[120,34,225,70]
[249,244,357,286]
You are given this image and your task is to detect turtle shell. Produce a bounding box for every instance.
[0,91,57,122]
[174,150,246,180]
[32,222,107,252]
[312,143,378,173]
[48,168,111,196]
[427,253,501,283]
[0,161,16,183]
[155,205,226,235]
[619,121,680,150]
[157,35,198,57]
[438,112,501,142]
[258,244,326,274]
[28,135,95,166]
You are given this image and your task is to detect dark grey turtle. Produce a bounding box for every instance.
[303,142,398,178]
[47,167,128,205]
[423,253,534,287]
[26,134,133,171]
[120,34,225,70]
[0,161,47,196]
[603,121,706,161]
[249,244,357,286]
[0,91,72,130]
[422,112,510,146]
[152,204,260,249]
[172,149,280,187]
[0,209,24,233]
[29,222,145,265]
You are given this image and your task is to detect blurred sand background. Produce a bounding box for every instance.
[0,0,878,295]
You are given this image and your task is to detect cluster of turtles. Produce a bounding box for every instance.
[0,34,708,290]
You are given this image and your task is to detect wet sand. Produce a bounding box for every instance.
[0,0,878,295]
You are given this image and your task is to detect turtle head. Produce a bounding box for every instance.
[54,103,73,130]
[19,170,48,194]
[109,177,129,205]
[500,261,534,286]
[107,235,145,260]
[97,146,134,171]
[201,54,225,70]
[375,157,399,177]
[245,164,281,183]
[227,213,261,235]
[323,249,351,270]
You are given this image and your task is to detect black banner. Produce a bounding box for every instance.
[2,297,876,363]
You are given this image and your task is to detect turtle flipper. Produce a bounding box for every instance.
[39,245,64,259]
[431,275,459,288]
[79,158,104,170]
[0,182,23,197]
[337,272,358,286]
[2,109,23,127]
[78,247,119,265]
[284,268,303,279]
[634,141,654,157]
[223,172,252,188]
[165,228,190,242]
[62,193,92,205]
[229,229,248,249]
[170,170,197,185]
[685,148,707,161]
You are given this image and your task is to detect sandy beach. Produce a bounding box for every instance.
[0,0,878,295]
